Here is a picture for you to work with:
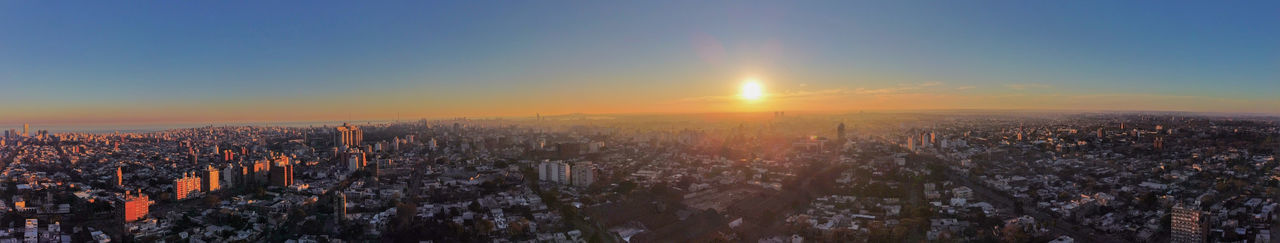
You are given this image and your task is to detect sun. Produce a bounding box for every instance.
[740,79,765,101]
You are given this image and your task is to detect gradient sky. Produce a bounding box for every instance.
[2,1,1278,125]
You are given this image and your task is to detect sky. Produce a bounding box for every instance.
[1,1,1278,125]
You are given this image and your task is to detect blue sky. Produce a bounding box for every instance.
[1,1,1278,124]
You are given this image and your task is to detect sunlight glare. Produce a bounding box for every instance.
[740,79,764,101]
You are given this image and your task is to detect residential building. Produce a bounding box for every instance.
[538,160,571,184]
[572,162,594,187]
[1171,201,1207,243]
[174,172,202,200]
[201,164,220,192]
[121,190,151,223]
[334,123,363,149]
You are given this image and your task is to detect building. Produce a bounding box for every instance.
[22,123,28,137]
[201,164,221,192]
[114,166,123,188]
[556,143,583,158]
[538,161,571,184]
[837,123,846,142]
[24,218,36,243]
[40,221,60,243]
[1171,201,1207,243]
[953,186,974,200]
[572,162,594,187]
[222,163,240,190]
[537,161,549,181]
[120,190,151,223]
[249,159,271,184]
[270,159,294,187]
[222,149,235,162]
[334,192,347,221]
[345,148,367,171]
[13,196,28,214]
[174,172,202,200]
[906,136,916,151]
[334,123,363,149]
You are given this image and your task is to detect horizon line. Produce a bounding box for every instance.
[4,108,1278,129]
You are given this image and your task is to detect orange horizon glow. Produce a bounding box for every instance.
[5,80,1279,126]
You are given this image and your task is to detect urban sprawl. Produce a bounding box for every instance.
[0,112,1277,243]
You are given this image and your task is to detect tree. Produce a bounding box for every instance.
[468,200,483,213]
[616,180,637,194]
[1001,224,1031,243]
[1138,192,1159,210]
[473,219,495,236]
[508,218,531,236]
[204,194,222,208]
[340,222,366,240]
[288,208,306,222]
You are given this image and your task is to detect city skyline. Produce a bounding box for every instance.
[3,1,1279,124]
[3,2,1280,242]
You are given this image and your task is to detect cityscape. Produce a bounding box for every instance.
[2,1,1279,243]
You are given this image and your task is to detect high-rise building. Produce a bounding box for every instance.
[221,163,238,190]
[174,172,202,200]
[836,123,846,142]
[537,160,550,181]
[906,136,915,151]
[223,149,235,162]
[22,124,28,137]
[334,192,347,221]
[249,159,271,184]
[201,165,221,192]
[1171,201,1207,243]
[270,159,294,187]
[538,160,572,184]
[120,190,151,223]
[345,148,367,171]
[555,164,570,184]
[114,167,123,188]
[334,123,363,149]
[572,162,594,187]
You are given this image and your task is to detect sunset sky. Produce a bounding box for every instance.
[2,1,1278,125]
